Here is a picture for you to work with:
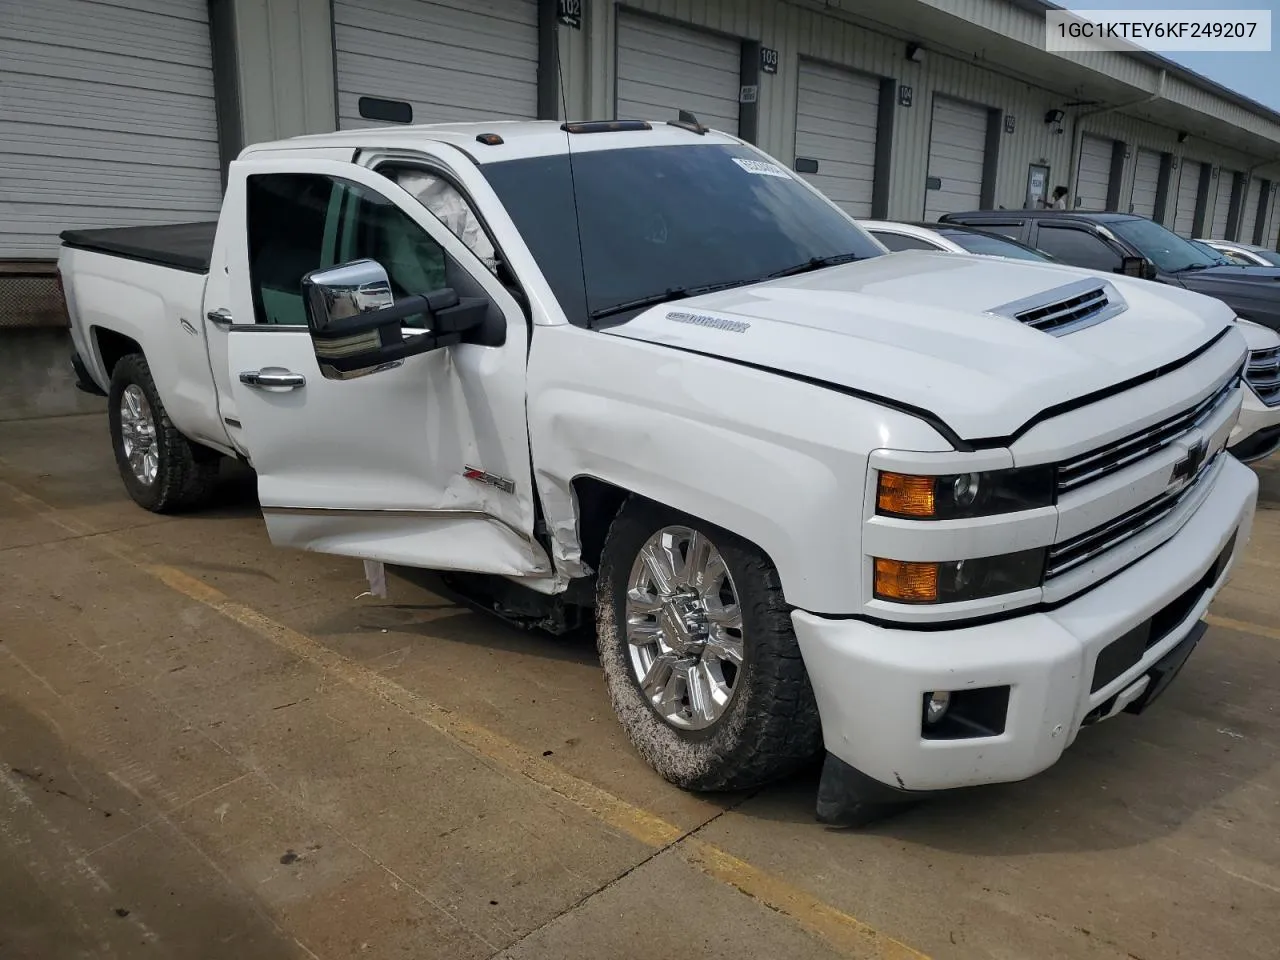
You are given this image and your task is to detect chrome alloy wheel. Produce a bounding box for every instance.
[624,526,745,730]
[119,384,159,486]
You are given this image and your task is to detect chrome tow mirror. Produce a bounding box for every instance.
[303,258,395,333]
[301,258,489,380]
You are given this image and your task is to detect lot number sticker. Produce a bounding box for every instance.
[732,158,791,179]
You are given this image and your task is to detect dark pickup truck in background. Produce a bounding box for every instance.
[938,210,1280,333]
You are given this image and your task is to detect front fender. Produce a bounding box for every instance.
[527,326,953,615]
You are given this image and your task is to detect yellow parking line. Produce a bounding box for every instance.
[1206,614,1280,643]
[0,481,929,960]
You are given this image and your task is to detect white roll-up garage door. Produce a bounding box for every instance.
[1173,161,1202,237]
[924,97,987,222]
[794,61,880,217]
[334,0,539,129]
[1210,171,1236,239]
[1265,187,1280,250]
[1130,149,1162,219]
[616,11,741,135]
[0,0,222,259]
[1076,135,1113,210]
[1238,177,1262,244]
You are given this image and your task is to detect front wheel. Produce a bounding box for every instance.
[108,353,220,513]
[595,499,823,792]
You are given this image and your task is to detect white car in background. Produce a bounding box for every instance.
[1195,238,1280,268]
[857,219,1055,262]
[862,220,1280,463]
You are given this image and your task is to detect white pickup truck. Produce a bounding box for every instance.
[60,119,1258,825]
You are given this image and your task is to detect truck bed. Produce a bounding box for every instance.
[60,222,217,274]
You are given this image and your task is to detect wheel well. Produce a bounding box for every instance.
[571,476,631,572]
[93,327,143,378]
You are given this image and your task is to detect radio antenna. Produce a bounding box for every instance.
[557,32,592,327]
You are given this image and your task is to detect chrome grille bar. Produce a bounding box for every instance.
[1046,452,1221,579]
[1247,346,1280,407]
[1056,373,1239,494]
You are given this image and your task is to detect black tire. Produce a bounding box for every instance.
[595,498,823,792]
[107,353,220,513]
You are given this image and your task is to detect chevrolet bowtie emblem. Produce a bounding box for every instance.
[1170,438,1208,486]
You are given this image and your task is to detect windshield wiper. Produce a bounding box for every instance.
[589,287,692,322]
[587,254,865,323]
[762,252,864,281]
[1173,262,1211,273]
[588,277,753,322]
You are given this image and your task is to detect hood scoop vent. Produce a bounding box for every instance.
[989,278,1126,337]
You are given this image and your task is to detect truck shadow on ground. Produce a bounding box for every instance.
[194,459,269,520]
[307,575,601,668]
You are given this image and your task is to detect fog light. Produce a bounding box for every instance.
[924,691,951,725]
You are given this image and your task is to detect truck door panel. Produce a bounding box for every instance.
[225,157,546,576]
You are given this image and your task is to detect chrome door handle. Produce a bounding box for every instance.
[240,368,306,389]
[207,307,234,328]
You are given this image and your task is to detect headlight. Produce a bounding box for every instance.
[876,466,1054,520]
[873,549,1046,604]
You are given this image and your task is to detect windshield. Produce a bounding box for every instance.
[940,229,1052,262]
[1189,240,1232,265]
[1107,218,1221,273]
[481,143,884,325]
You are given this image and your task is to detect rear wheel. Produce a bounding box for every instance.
[595,498,822,792]
[108,353,220,513]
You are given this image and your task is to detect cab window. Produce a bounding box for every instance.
[1033,224,1123,272]
[245,173,448,325]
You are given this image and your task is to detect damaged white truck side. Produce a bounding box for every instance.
[59,121,1258,824]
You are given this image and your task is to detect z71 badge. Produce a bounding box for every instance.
[463,466,516,495]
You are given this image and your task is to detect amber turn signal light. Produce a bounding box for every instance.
[877,472,936,518]
[873,558,939,603]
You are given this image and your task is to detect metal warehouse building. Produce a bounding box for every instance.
[3,0,1280,332]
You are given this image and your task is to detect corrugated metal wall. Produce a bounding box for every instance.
[563,0,1280,224]
[0,0,223,258]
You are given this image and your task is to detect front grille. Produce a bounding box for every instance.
[1056,372,1239,495]
[1046,451,1222,580]
[1015,286,1109,333]
[1246,345,1280,406]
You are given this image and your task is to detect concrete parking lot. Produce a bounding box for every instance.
[1,412,1277,960]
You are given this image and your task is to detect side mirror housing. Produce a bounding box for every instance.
[1117,255,1157,280]
[301,259,487,379]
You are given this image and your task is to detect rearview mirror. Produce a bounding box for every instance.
[1117,255,1156,280]
[301,259,487,380]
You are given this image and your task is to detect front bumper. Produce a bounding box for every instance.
[1228,387,1280,462]
[793,455,1258,793]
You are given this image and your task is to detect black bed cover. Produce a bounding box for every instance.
[60,222,218,274]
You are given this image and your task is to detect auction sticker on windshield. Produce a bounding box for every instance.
[732,158,792,178]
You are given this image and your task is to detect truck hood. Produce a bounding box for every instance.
[604,251,1237,441]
